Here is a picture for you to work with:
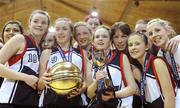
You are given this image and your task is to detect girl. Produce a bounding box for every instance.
[1,20,24,44]
[74,21,92,50]
[85,15,102,34]
[0,20,24,87]
[39,31,55,51]
[87,25,136,108]
[147,18,180,108]
[38,17,88,108]
[128,32,175,108]
[0,10,50,108]
[73,21,94,86]
[111,21,142,108]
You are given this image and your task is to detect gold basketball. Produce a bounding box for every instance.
[48,62,82,95]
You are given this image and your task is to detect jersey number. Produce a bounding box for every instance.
[28,54,37,63]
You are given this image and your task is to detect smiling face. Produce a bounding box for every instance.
[93,27,111,51]
[113,29,128,51]
[147,23,169,48]
[128,34,148,60]
[55,20,72,45]
[29,13,49,38]
[3,23,21,43]
[75,25,92,48]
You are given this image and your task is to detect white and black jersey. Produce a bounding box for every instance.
[92,50,133,108]
[42,47,87,108]
[0,35,39,107]
[143,56,165,108]
[144,65,164,108]
[47,47,84,70]
[157,45,180,108]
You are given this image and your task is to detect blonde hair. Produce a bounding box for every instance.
[54,17,73,33]
[147,18,177,38]
[54,17,73,45]
[73,21,92,41]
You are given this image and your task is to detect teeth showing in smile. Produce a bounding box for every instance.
[130,50,138,55]
[117,44,124,48]
[80,40,86,43]
[153,36,161,44]
[58,36,65,39]
[98,42,104,45]
[7,35,13,38]
[35,28,42,31]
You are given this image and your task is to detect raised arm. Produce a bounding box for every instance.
[154,58,175,108]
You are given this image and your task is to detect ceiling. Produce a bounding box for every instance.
[0,0,180,37]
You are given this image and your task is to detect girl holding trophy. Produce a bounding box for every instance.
[38,17,88,108]
[87,25,137,108]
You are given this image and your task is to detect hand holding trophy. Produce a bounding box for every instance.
[92,49,115,101]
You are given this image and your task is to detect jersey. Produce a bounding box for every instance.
[0,35,39,107]
[42,47,87,107]
[143,58,164,108]
[143,54,176,108]
[157,44,180,108]
[91,50,133,107]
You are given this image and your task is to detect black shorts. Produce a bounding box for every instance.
[132,95,142,108]
[144,97,164,108]
[43,104,86,108]
[43,93,86,108]
[0,104,38,108]
[89,99,119,108]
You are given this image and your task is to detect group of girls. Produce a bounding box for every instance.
[0,9,180,108]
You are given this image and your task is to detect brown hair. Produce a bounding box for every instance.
[94,25,112,40]
[111,21,131,39]
[1,20,24,43]
[129,32,149,46]
[29,10,50,27]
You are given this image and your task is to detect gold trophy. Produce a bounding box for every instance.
[48,62,82,95]
[92,50,114,93]
[93,50,106,70]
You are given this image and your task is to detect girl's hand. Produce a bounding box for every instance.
[165,39,179,53]
[67,84,83,99]
[24,74,39,90]
[101,91,115,101]
[42,71,52,88]
[95,70,107,80]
